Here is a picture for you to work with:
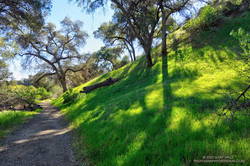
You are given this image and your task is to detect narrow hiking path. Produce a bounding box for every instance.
[0,102,78,166]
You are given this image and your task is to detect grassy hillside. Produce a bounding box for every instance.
[53,12,250,165]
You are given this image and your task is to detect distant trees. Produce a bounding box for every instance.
[0,60,12,82]
[28,45,127,91]
[66,47,129,87]
[93,46,124,71]
[0,39,13,83]
[75,0,161,67]
[25,73,65,97]
[65,55,104,87]
[111,1,161,67]
[16,17,88,92]
[75,0,199,68]
[94,11,136,62]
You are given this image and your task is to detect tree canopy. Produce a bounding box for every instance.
[16,17,88,92]
[74,0,200,67]
[0,60,12,82]
[0,0,51,32]
[94,10,137,62]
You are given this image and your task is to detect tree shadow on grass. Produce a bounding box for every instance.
[59,58,161,122]
[59,55,249,165]
[172,12,250,66]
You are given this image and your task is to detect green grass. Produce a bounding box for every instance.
[0,110,38,139]
[53,12,250,166]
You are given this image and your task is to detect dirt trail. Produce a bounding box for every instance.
[0,102,79,166]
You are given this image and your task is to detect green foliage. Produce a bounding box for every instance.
[93,46,125,71]
[10,85,49,104]
[62,89,78,104]
[230,28,250,60]
[0,111,37,138]
[0,41,13,82]
[12,85,37,104]
[184,5,220,31]
[184,0,249,33]
[16,17,88,92]
[230,27,250,83]
[0,85,50,109]
[36,87,51,100]
[0,0,51,32]
[0,61,12,82]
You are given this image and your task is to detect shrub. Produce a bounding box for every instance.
[62,89,78,104]
[36,87,51,100]
[10,85,38,106]
[184,5,220,31]
[230,28,250,79]
[0,85,50,110]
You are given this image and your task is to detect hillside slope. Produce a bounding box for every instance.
[54,12,250,166]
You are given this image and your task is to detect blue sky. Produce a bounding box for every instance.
[10,0,114,80]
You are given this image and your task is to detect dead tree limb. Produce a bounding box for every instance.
[224,84,250,110]
[80,77,120,93]
[234,84,250,103]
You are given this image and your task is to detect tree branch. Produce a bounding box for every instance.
[35,72,57,83]
[65,67,84,74]
[19,52,59,73]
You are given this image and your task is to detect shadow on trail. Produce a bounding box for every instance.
[0,103,77,166]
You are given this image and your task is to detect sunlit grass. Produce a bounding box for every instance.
[0,110,38,139]
[54,57,249,165]
[53,11,250,166]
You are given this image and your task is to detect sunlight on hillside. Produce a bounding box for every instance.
[52,10,250,166]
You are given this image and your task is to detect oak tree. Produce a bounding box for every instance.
[94,11,136,62]
[75,0,161,67]
[17,17,88,92]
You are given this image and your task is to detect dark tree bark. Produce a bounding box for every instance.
[161,6,167,57]
[123,40,136,62]
[145,46,153,67]
[132,44,136,61]
[229,84,250,109]
[60,76,68,92]
[126,45,134,62]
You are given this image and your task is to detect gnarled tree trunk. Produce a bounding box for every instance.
[58,75,68,92]
[143,39,153,67]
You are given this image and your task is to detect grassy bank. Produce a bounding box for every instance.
[53,12,250,166]
[0,110,38,139]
